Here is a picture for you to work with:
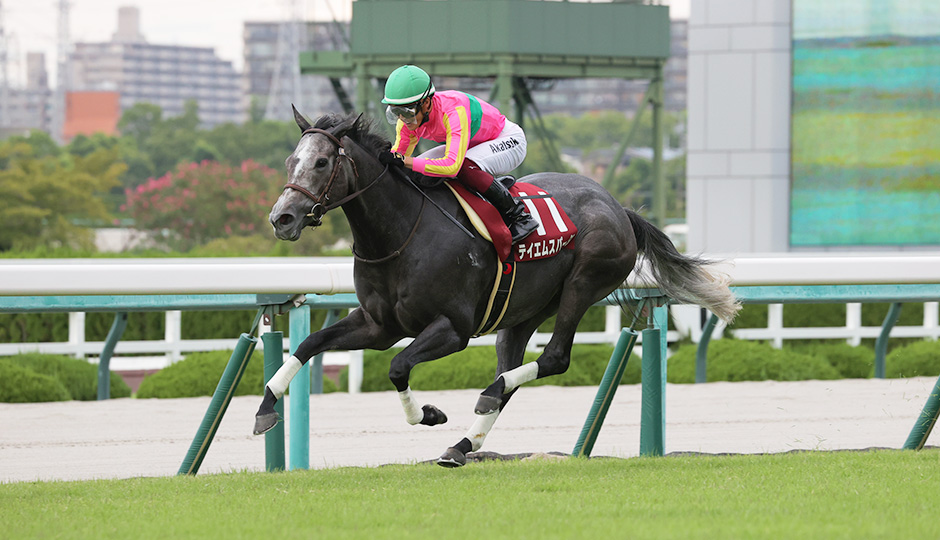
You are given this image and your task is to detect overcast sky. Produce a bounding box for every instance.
[3,0,689,86]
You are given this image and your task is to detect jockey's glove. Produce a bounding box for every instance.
[378,151,405,167]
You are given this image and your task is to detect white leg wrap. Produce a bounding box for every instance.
[398,387,424,425]
[501,362,540,392]
[266,355,302,399]
[466,411,500,452]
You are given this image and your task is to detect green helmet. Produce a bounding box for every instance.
[382,65,436,105]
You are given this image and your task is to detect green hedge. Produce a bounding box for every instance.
[341,339,882,392]
[787,342,874,379]
[0,353,130,402]
[1,309,342,345]
[667,339,841,383]
[885,341,940,378]
[136,349,337,399]
[729,303,923,329]
[339,344,643,392]
[0,359,71,402]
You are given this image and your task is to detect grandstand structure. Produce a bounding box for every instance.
[299,0,674,226]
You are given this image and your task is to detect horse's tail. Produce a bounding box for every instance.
[625,208,740,323]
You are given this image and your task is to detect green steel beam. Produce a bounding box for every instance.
[329,78,354,113]
[651,72,666,228]
[903,374,940,450]
[639,326,664,456]
[0,293,360,314]
[179,333,258,475]
[289,305,311,471]
[262,331,286,472]
[301,1,670,156]
[300,51,661,80]
[97,312,128,400]
[0,294,260,313]
[874,303,902,379]
[512,77,565,172]
[729,285,940,304]
[573,328,639,457]
[696,313,719,384]
[602,81,655,189]
[4,287,937,316]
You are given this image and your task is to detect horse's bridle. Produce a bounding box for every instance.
[280,125,426,263]
[282,127,380,226]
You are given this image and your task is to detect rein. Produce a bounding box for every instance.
[352,197,427,264]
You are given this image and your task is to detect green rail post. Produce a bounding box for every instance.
[696,313,719,384]
[903,374,940,450]
[262,331,286,472]
[874,302,902,379]
[572,328,639,457]
[178,333,258,475]
[97,312,128,400]
[289,305,311,470]
[639,308,666,457]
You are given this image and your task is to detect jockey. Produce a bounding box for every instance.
[379,64,538,244]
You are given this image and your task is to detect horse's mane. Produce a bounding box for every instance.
[312,111,446,187]
[312,112,392,157]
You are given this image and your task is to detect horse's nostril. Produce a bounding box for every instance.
[276,214,294,227]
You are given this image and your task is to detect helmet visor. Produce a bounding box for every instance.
[385,104,419,126]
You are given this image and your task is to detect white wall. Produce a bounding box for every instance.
[687,0,792,253]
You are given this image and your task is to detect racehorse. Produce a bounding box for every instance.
[254,108,739,467]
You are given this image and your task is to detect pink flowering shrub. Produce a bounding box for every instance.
[123,160,280,250]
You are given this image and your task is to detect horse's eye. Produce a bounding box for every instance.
[315,157,329,169]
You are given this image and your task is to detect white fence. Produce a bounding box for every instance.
[0,305,650,372]
[4,255,940,374]
[5,301,940,375]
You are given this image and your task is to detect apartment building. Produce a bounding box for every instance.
[70,7,244,127]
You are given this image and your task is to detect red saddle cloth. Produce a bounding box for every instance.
[446,181,578,262]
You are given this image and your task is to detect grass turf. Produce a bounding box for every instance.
[2,449,939,539]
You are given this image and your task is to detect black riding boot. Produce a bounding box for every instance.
[483,179,538,243]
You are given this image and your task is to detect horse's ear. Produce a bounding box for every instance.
[292,104,312,132]
[332,113,362,139]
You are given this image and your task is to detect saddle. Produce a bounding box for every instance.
[445,180,579,336]
[444,180,578,262]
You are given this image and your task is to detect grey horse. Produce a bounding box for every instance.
[254,110,739,467]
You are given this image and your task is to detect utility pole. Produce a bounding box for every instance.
[265,0,307,121]
[53,0,71,143]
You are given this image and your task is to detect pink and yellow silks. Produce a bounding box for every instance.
[390,90,506,178]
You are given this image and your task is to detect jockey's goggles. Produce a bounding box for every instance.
[385,104,420,125]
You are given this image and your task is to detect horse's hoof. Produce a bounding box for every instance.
[437,447,466,468]
[253,412,281,435]
[420,404,448,426]
[474,394,502,415]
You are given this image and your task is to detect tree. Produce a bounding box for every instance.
[0,140,123,251]
[0,131,61,169]
[608,154,686,220]
[123,160,281,251]
[145,101,202,177]
[516,136,575,177]
[248,96,267,124]
[117,103,163,148]
[202,119,298,171]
